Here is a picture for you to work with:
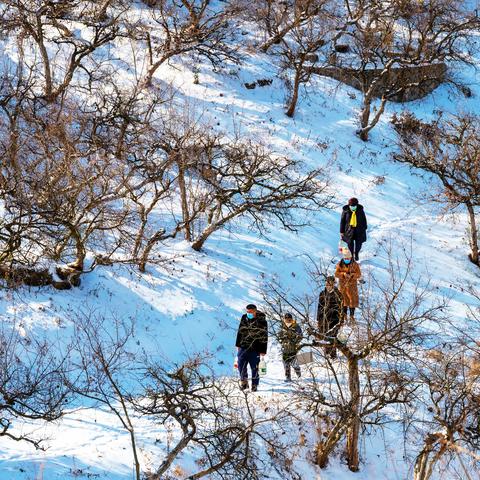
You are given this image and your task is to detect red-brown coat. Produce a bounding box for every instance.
[335,260,361,308]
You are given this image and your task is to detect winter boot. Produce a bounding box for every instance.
[240,380,248,391]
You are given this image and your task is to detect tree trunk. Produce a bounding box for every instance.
[7,124,19,171]
[315,446,330,469]
[466,201,479,266]
[96,0,114,20]
[315,419,346,468]
[358,98,371,141]
[129,427,141,480]
[413,434,443,480]
[152,424,196,479]
[357,61,394,141]
[142,52,174,89]
[35,14,54,101]
[187,431,250,479]
[261,24,296,53]
[103,365,141,480]
[68,226,85,271]
[358,95,388,142]
[138,229,166,272]
[191,224,217,251]
[286,69,301,118]
[133,206,147,262]
[138,248,149,273]
[191,206,246,251]
[345,356,360,471]
[414,446,433,480]
[177,161,192,242]
[259,11,317,53]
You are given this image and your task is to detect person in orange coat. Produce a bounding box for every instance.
[335,248,362,323]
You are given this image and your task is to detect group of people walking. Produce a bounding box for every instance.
[235,198,368,391]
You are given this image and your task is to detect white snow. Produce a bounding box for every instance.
[1,3,480,479]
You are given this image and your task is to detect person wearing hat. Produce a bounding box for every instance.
[316,276,343,359]
[340,197,368,261]
[335,248,362,323]
[235,304,268,391]
[278,313,303,382]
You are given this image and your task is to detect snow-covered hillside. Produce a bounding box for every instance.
[1,2,480,479]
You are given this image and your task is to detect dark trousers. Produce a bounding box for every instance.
[347,238,363,257]
[282,352,301,379]
[323,321,340,359]
[238,348,260,386]
[324,343,337,359]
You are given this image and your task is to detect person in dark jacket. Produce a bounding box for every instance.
[278,313,302,381]
[235,304,268,392]
[316,276,343,359]
[340,197,368,261]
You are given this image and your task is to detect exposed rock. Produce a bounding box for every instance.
[0,265,51,287]
[0,264,83,289]
[334,44,350,53]
[52,280,72,290]
[256,78,272,87]
[70,273,82,287]
[310,63,447,102]
[304,54,319,63]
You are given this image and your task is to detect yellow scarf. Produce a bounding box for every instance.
[350,210,357,227]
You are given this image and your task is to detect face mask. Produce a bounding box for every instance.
[247,313,254,319]
[344,259,351,265]
[350,206,357,211]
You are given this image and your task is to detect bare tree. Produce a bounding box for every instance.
[68,310,299,480]
[339,0,479,140]
[139,0,239,87]
[239,0,325,54]
[0,73,177,280]
[133,355,294,479]
[69,311,142,480]
[262,245,444,471]
[187,138,331,251]
[0,321,70,448]
[410,341,480,480]
[95,88,178,273]
[277,0,337,117]
[140,107,332,253]
[1,100,132,273]
[409,287,480,479]
[1,0,126,102]
[393,112,480,266]
[154,109,223,244]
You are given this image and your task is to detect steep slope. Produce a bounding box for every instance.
[1,11,480,480]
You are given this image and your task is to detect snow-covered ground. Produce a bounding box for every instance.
[0,353,417,480]
[1,5,480,480]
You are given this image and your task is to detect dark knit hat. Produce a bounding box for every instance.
[246,304,257,310]
[284,312,293,319]
[348,197,359,206]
